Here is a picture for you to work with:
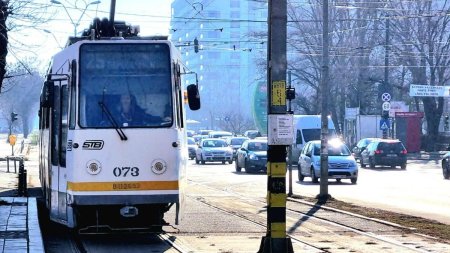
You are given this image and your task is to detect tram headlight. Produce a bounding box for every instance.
[86,160,102,175]
[151,159,167,175]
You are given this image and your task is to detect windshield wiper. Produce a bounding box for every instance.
[98,102,128,141]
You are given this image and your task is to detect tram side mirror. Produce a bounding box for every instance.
[41,81,54,108]
[187,84,201,111]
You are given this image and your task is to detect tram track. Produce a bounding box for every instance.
[188,180,440,252]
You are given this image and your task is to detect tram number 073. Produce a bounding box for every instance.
[113,167,139,177]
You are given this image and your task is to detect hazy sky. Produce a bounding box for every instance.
[9,0,172,69]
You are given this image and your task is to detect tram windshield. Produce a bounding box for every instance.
[79,43,173,128]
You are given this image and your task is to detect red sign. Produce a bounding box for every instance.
[395,112,424,118]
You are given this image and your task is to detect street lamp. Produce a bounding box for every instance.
[43,29,63,49]
[50,0,101,36]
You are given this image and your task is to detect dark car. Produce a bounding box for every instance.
[187,137,197,160]
[235,139,267,173]
[360,139,407,169]
[441,152,450,179]
[226,137,249,158]
[352,138,380,161]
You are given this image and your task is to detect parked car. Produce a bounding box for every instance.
[360,139,407,169]
[187,137,197,160]
[226,136,249,158]
[298,139,358,184]
[441,152,450,179]
[195,138,233,165]
[186,130,196,137]
[352,138,380,161]
[235,139,268,173]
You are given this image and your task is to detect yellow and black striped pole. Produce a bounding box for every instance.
[258,0,293,252]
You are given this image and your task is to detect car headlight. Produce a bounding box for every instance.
[249,153,258,160]
[314,160,321,166]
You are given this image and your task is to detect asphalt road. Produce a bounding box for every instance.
[186,158,450,225]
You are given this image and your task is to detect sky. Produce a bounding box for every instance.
[8,0,172,70]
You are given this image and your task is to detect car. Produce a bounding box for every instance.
[186,130,196,137]
[208,131,233,139]
[441,152,450,179]
[352,138,380,161]
[235,139,268,173]
[297,139,358,184]
[244,130,261,139]
[187,137,197,160]
[360,139,407,169]
[195,138,233,165]
[226,136,249,159]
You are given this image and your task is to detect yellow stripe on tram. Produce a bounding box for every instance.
[67,181,179,191]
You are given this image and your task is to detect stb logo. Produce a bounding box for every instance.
[82,140,104,150]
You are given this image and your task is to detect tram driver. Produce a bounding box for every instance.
[116,94,161,127]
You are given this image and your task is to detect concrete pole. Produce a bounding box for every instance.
[319,0,330,200]
[258,0,293,252]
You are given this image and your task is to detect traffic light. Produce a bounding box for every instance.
[194,37,199,53]
[10,112,18,122]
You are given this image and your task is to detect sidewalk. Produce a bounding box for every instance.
[0,134,44,253]
[407,150,448,160]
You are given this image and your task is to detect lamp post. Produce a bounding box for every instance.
[50,0,101,36]
[43,29,63,49]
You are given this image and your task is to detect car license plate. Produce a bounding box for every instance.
[334,175,346,178]
[387,154,397,157]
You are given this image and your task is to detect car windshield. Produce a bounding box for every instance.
[231,138,247,145]
[203,140,227,147]
[248,142,268,151]
[303,129,337,142]
[188,138,195,145]
[313,143,351,156]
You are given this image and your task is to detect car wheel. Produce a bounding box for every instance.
[201,155,205,165]
[369,157,375,168]
[351,178,357,184]
[229,160,233,164]
[360,158,366,168]
[401,164,407,170]
[444,160,450,179]
[195,156,199,164]
[222,161,226,164]
[244,160,251,173]
[298,164,304,182]
[311,168,318,183]
[336,178,341,183]
[235,159,241,172]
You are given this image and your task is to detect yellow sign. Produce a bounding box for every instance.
[9,135,16,146]
[271,81,286,106]
[183,90,188,104]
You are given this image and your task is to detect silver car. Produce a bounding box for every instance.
[298,139,358,184]
[195,138,233,165]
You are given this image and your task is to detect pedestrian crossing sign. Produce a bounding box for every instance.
[380,119,390,130]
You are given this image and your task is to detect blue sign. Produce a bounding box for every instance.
[380,119,390,130]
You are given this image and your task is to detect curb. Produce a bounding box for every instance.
[28,198,44,253]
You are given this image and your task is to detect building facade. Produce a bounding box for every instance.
[170,0,267,132]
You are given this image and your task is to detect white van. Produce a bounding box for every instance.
[208,131,233,139]
[290,115,337,164]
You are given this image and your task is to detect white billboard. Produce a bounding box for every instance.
[409,84,450,97]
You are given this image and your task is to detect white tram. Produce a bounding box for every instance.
[38,21,200,231]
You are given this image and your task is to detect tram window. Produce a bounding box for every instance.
[51,85,60,166]
[60,85,69,167]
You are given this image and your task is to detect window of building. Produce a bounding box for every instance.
[230,21,240,28]
[230,11,240,19]
[231,0,240,8]
[207,31,220,39]
[207,11,220,18]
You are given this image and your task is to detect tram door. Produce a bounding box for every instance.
[50,83,69,221]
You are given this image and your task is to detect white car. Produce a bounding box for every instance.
[195,138,233,165]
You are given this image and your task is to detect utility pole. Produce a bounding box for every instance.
[382,17,391,139]
[258,0,294,252]
[319,0,330,200]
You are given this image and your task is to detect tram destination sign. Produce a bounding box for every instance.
[409,84,450,97]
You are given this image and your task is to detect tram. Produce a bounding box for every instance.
[38,19,200,231]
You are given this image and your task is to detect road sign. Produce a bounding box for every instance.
[409,84,450,97]
[382,102,390,111]
[380,119,390,130]
[381,93,391,102]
